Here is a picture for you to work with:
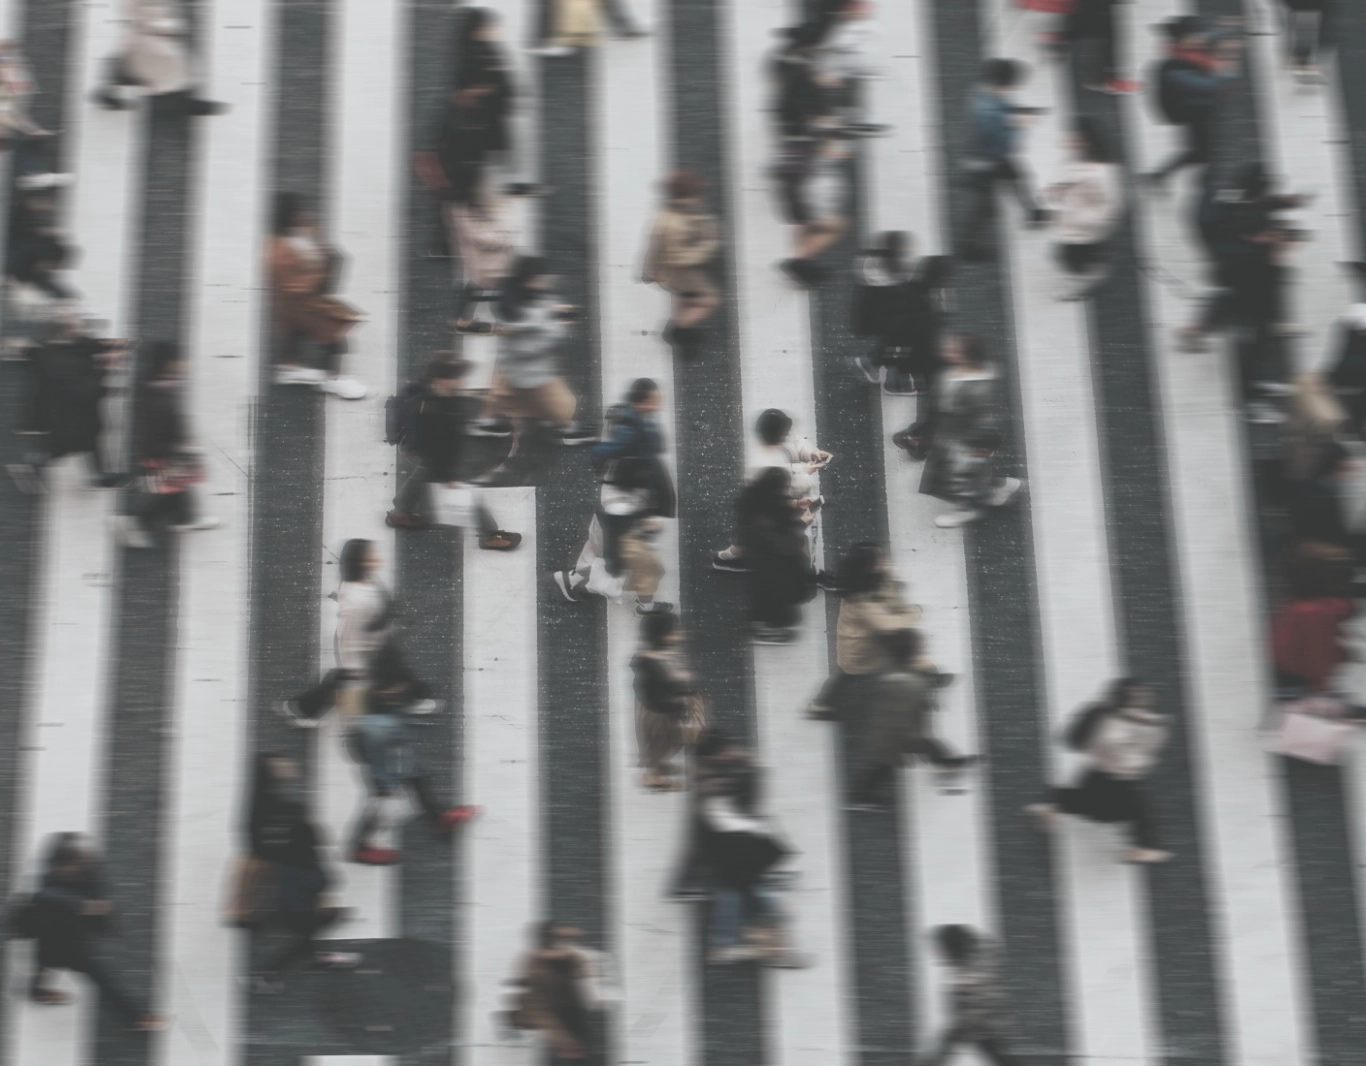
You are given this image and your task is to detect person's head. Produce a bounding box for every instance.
[1070,116,1111,165]
[756,408,794,447]
[664,169,706,205]
[1168,15,1206,52]
[870,230,911,270]
[535,920,581,951]
[781,21,824,55]
[751,465,794,511]
[627,377,662,414]
[272,191,310,236]
[933,924,980,966]
[427,356,471,396]
[462,5,500,44]
[44,832,93,878]
[339,538,378,583]
[146,340,186,384]
[1106,677,1153,710]
[982,57,1024,93]
[883,627,923,669]
[640,608,680,650]
[943,332,988,370]
[839,542,886,596]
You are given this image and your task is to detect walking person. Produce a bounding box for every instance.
[267,192,366,399]
[777,128,851,288]
[1027,678,1173,864]
[20,834,166,1032]
[632,611,709,792]
[1280,0,1327,83]
[1045,117,1123,301]
[889,254,955,459]
[919,334,1023,529]
[224,753,300,930]
[642,169,723,359]
[452,8,539,197]
[92,0,226,115]
[384,354,522,550]
[738,466,816,644]
[1068,0,1141,95]
[665,726,750,901]
[500,922,620,1061]
[116,341,220,548]
[806,542,921,721]
[961,58,1048,261]
[850,230,919,393]
[534,0,646,55]
[847,629,975,812]
[919,924,1019,1065]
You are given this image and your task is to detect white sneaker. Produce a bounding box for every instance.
[934,506,981,529]
[409,698,439,715]
[112,513,153,549]
[531,44,572,57]
[313,951,361,969]
[989,476,1022,508]
[172,516,221,533]
[274,364,326,386]
[1245,401,1284,426]
[319,374,367,400]
[1125,848,1173,864]
[275,699,317,729]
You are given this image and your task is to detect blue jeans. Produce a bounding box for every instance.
[709,883,782,949]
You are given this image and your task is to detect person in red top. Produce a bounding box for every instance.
[1271,541,1356,693]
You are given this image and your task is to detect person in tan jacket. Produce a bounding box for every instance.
[642,169,722,359]
[93,0,226,116]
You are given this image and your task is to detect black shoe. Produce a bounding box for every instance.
[94,87,132,110]
[185,98,228,117]
[469,418,514,439]
[1027,207,1050,229]
[503,182,546,197]
[843,121,889,138]
[753,626,794,645]
[780,258,816,288]
[712,551,747,573]
[882,370,917,396]
[815,570,841,593]
[635,599,675,616]
[559,422,596,445]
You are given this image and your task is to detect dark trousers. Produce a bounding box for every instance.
[1283,7,1323,67]
[854,740,962,804]
[393,465,500,534]
[1070,4,1119,83]
[963,158,1038,252]
[277,336,346,376]
[1057,240,1106,275]
[1053,774,1160,850]
[263,905,345,976]
[922,1024,1018,1066]
[1154,112,1215,181]
[32,954,141,1023]
[133,486,198,533]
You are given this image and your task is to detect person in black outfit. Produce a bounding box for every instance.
[1067,0,1140,95]
[25,833,165,1032]
[770,23,831,142]
[386,355,521,550]
[739,466,814,644]
[1328,263,1366,434]
[8,309,125,494]
[1280,0,1327,81]
[452,8,539,197]
[227,753,299,929]
[1145,16,1241,192]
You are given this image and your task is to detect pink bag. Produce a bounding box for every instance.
[1016,0,1076,12]
[1268,697,1358,765]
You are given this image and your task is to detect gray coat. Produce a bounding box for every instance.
[920,371,1004,502]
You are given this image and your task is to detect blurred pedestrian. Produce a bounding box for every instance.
[642,169,722,359]
[1270,540,1356,696]
[224,753,299,930]
[1045,117,1122,301]
[738,466,815,644]
[502,922,617,1061]
[632,611,709,791]
[777,129,851,288]
[93,0,226,116]
[1144,16,1241,193]
[1068,0,1141,95]
[919,925,1018,1066]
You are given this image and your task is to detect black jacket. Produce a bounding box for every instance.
[134,380,188,464]
[412,391,469,483]
[30,338,109,458]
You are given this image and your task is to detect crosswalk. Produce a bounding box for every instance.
[3,0,1366,1063]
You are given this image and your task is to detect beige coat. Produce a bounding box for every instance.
[643,203,721,297]
[119,0,194,96]
[836,579,920,675]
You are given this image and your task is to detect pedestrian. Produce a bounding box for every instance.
[224,753,299,930]
[276,538,437,727]
[470,256,596,448]
[632,610,710,791]
[1327,262,1366,434]
[247,803,360,994]
[642,169,722,359]
[589,377,675,518]
[452,7,538,197]
[384,354,522,550]
[115,341,219,548]
[1045,116,1122,301]
[1068,0,1141,95]
[1144,16,1241,194]
[889,254,955,458]
[530,0,646,56]
[961,58,1047,261]
[770,22,832,143]
[738,466,815,644]
[21,833,166,1032]
[267,192,367,399]
[700,763,809,967]
[502,922,617,1061]
[919,924,1018,1066]
[1027,678,1172,864]
[93,0,226,116]
[1280,0,1327,83]
[919,334,1023,529]
[665,726,749,901]
[7,308,125,495]
[346,648,480,866]
[1270,540,1356,696]
[851,231,919,393]
[806,542,921,720]
[847,629,974,812]
[811,0,885,136]
[3,220,77,361]
[777,129,851,288]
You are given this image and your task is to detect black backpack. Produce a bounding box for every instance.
[1151,58,1193,125]
[384,381,425,447]
[1064,703,1111,752]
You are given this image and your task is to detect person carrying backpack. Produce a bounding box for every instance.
[1144,16,1242,194]
[384,353,521,550]
[1026,678,1171,864]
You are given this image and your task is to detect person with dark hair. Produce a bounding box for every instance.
[739,466,814,643]
[346,653,480,866]
[7,307,126,496]
[642,169,722,358]
[266,191,366,399]
[23,833,166,1031]
[632,611,709,791]
[470,256,595,447]
[92,0,226,116]
[885,254,955,456]
[666,727,749,901]
[450,7,539,197]
[961,58,1047,260]
[851,230,918,393]
[848,628,975,811]
[1279,0,1327,83]
[1270,540,1356,696]
[385,354,522,550]
[777,128,851,288]
[918,334,1022,528]
[807,542,921,720]
[225,753,299,929]
[248,805,360,994]
[1067,0,1140,95]
[1027,678,1171,864]
[114,341,219,547]
[502,921,618,1061]
[1144,16,1242,193]
[921,924,1017,1065]
[1045,117,1122,300]
[769,22,831,142]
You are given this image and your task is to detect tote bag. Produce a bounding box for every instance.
[1267,696,1359,765]
[432,484,477,529]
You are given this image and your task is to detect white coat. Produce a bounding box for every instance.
[118,0,194,96]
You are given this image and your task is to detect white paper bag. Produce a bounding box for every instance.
[432,484,476,528]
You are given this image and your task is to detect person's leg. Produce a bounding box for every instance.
[263,927,319,976]
[474,500,501,537]
[852,760,895,805]
[974,1034,1019,1066]
[75,954,142,1024]
[1127,782,1161,851]
[406,774,445,823]
[709,888,744,950]
[393,465,431,517]
[913,736,964,767]
[919,1023,967,1066]
[1001,156,1041,218]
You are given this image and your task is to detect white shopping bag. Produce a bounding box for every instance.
[432,484,477,528]
[1267,696,1360,765]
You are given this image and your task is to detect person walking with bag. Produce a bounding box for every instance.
[1026,678,1172,864]
[632,611,709,792]
[93,0,226,116]
[642,169,722,360]
[224,753,299,930]
[1045,117,1123,301]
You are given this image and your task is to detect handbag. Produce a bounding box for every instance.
[679,693,710,749]
[1267,696,1359,765]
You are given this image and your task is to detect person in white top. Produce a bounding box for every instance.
[93,0,227,116]
[1045,116,1122,301]
[778,129,851,289]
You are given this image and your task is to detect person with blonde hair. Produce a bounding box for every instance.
[642,169,722,359]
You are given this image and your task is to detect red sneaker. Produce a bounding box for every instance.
[436,805,481,833]
[351,845,402,865]
[1104,79,1142,95]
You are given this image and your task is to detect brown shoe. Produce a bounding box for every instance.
[478,530,522,551]
[385,510,429,530]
